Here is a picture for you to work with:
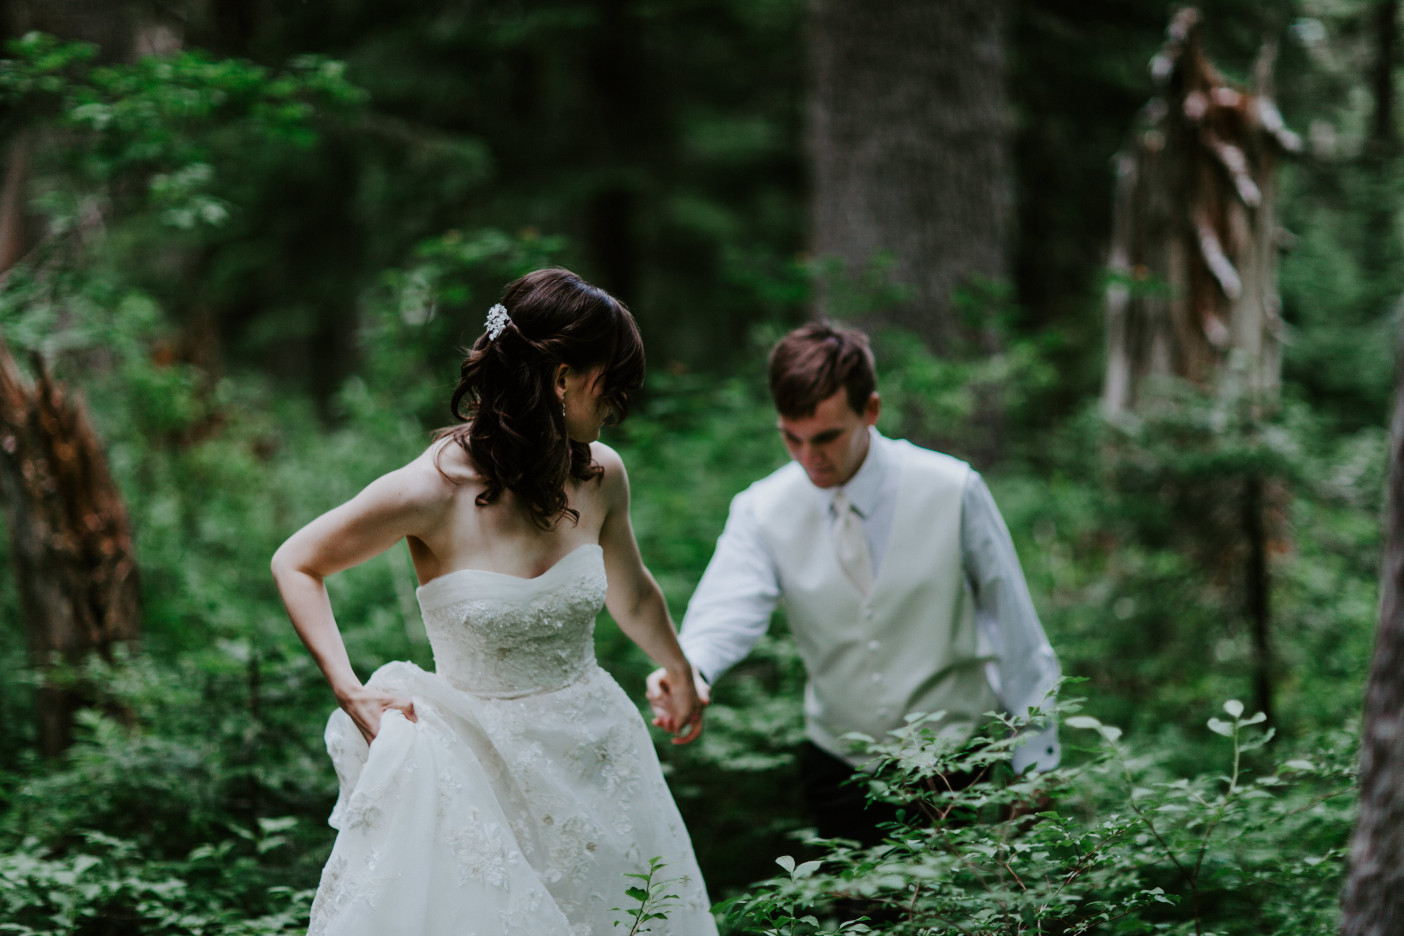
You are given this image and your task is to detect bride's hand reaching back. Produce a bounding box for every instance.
[338,685,418,745]
[271,457,447,745]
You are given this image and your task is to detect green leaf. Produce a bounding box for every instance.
[1223,699,1245,719]
[1064,716,1102,730]
[1207,718,1234,737]
[774,855,796,874]
[257,816,298,834]
[1238,727,1277,751]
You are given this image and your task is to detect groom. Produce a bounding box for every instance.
[648,321,1061,845]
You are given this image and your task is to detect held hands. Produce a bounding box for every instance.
[645,665,710,745]
[337,684,418,745]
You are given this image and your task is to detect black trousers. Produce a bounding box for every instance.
[799,741,903,848]
[799,740,984,848]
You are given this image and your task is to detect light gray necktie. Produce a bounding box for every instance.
[831,489,873,594]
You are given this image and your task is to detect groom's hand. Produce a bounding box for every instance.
[646,666,711,744]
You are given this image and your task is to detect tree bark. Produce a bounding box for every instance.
[1101,9,1299,417]
[0,343,141,758]
[1244,473,1272,723]
[583,0,644,303]
[1374,0,1398,149]
[0,133,30,273]
[807,0,1011,355]
[0,0,161,756]
[1364,1,1400,296]
[1101,10,1300,725]
[1342,369,1404,935]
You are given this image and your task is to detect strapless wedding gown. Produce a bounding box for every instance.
[307,544,717,936]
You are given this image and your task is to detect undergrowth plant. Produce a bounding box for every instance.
[718,700,1355,936]
[613,857,690,935]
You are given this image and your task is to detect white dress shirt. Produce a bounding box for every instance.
[679,428,1061,774]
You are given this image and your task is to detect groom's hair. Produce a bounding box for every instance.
[768,321,876,418]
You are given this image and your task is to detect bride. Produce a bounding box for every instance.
[271,268,718,935]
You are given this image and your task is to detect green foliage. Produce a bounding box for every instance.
[0,830,312,935]
[1,32,361,228]
[365,226,570,424]
[613,857,689,935]
[719,701,1354,935]
[0,5,1390,934]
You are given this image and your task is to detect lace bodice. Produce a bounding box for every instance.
[415,544,608,698]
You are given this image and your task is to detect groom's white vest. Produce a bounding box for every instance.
[748,439,997,763]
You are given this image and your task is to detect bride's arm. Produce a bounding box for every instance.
[593,444,707,744]
[271,460,447,743]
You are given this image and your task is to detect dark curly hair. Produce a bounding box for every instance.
[436,268,644,530]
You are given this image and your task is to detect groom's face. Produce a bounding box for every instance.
[777,389,881,489]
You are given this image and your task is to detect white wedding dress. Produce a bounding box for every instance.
[307,544,718,936]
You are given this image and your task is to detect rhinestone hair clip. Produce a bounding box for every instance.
[485,303,511,341]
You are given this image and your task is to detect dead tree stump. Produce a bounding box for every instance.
[1102,7,1300,416]
[0,340,140,757]
[1100,8,1301,724]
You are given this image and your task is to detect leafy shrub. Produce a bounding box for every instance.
[719,701,1355,935]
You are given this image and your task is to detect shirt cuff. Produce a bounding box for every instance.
[678,637,725,687]
[1009,721,1060,775]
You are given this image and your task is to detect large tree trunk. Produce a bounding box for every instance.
[1101,8,1299,417]
[1342,370,1404,934]
[807,0,1011,355]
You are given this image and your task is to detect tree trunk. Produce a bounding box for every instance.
[1363,1,1399,300]
[1342,369,1404,934]
[0,133,30,272]
[0,343,141,757]
[1374,0,1397,149]
[583,0,644,303]
[0,0,164,756]
[1101,8,1299,417]
[1100,9,1301,725]
[807,0,1011,355]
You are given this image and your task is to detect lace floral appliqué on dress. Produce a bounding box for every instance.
[307,545,717,936]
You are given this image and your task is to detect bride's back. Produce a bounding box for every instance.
[403,436,613,585]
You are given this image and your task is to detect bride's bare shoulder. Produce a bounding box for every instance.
[378,437,483,510]
[411,436,483,483]
[589,441,632,504]
[590,440,627,477]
